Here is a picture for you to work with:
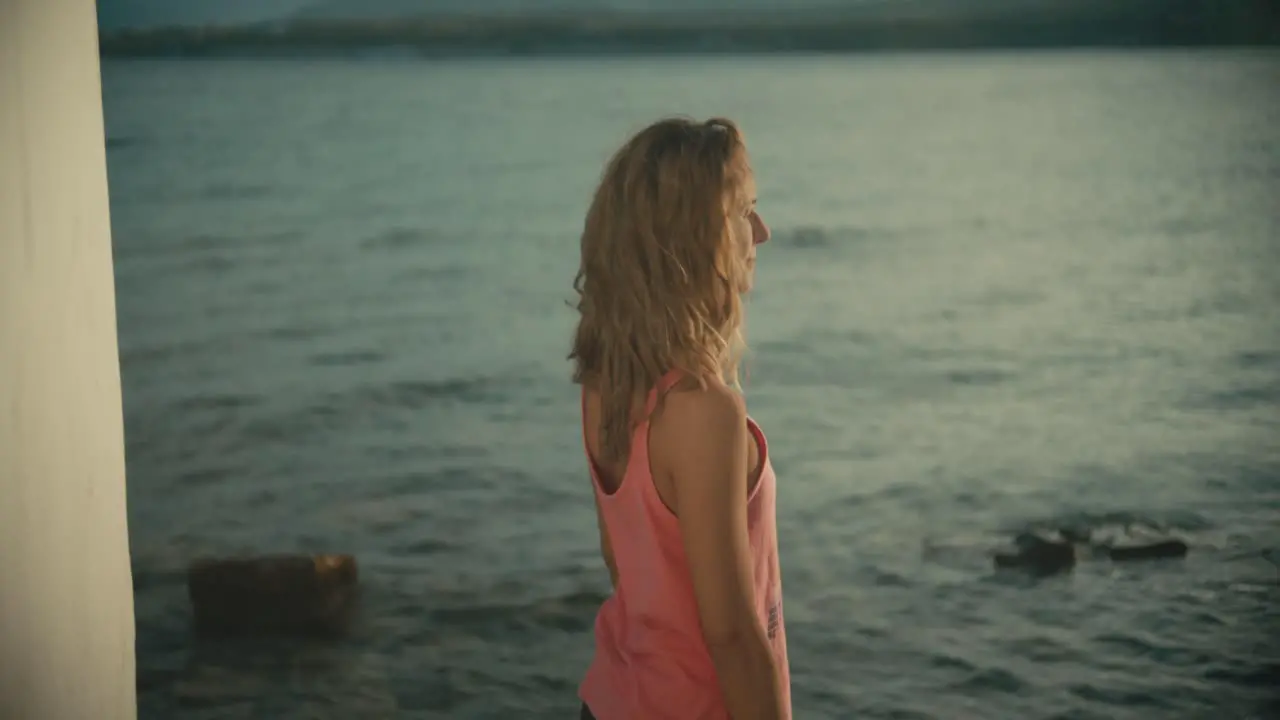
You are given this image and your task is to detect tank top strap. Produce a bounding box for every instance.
[642,369,685,416]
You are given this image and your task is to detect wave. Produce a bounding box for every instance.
[945,368,1016,387]
[123,370,527,469]
[771,224,908,250]
[359,226,442,251]
[307,349,387,367]
[414,587,607,636]
[1186,379,1280,412]
[112,229,303,262]
[1000,509,1214,538]
[174,392,261,412]
[234,373,522,445]
[106,135,141,150]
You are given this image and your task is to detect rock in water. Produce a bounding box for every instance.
[187,554,358,637]
[1058,526,1092,545]
[994,533,1076,575]
[1105,539,1189,562]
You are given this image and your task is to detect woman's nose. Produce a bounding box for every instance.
[753,213,770,245]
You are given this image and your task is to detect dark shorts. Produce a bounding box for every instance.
[579,703,596,719]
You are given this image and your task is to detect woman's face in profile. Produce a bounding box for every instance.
[728,169,770,292]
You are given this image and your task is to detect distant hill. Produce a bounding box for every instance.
[287,0,1141,25]
[97,0,312,30]
[294,0,867,20]
[98,0,1280,57]
[96,0,876,29]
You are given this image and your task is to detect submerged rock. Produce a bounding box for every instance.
[992,524,1191,575]
[1058,526,1092,545]
[187,554,359,637]
[1104,539,1189,562]
[993,533,1076,575]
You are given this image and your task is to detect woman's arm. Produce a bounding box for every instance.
[659,382,785,720]
[593,493,619,589]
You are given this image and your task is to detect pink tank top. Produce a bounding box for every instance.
[578,371,792,719]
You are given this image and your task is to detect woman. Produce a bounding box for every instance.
[568,116,789,720]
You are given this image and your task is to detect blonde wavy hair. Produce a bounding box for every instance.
[569,116,754,464]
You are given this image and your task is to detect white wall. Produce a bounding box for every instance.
[0,0,138,718]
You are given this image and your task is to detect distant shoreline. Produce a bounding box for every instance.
[98,2,1280,59]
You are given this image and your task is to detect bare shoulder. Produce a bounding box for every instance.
[657,377,744,434]
[650,377,748,482]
